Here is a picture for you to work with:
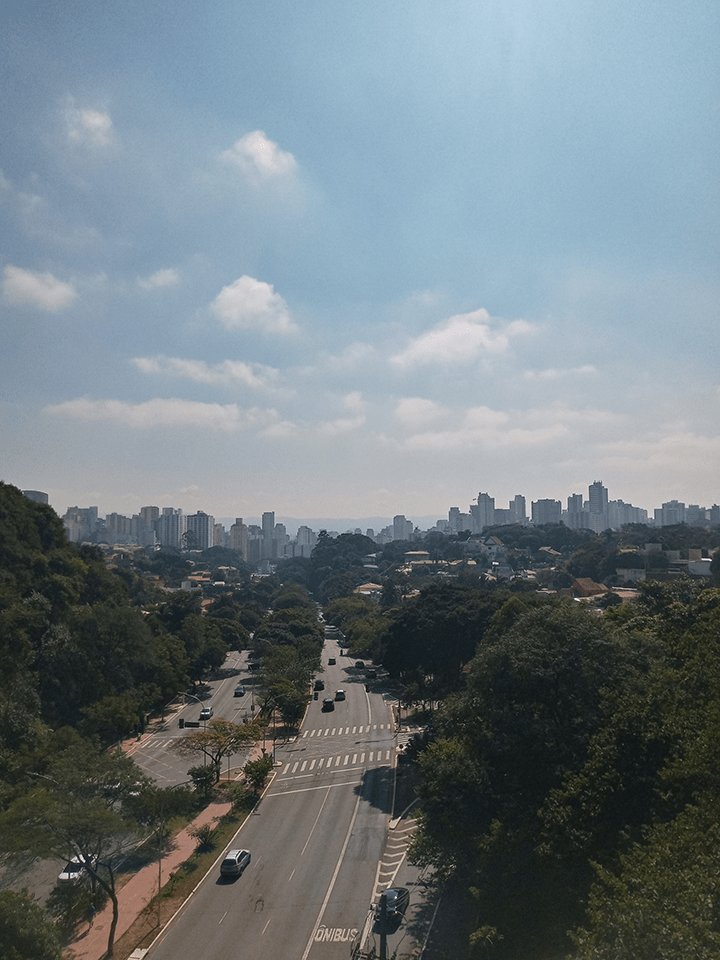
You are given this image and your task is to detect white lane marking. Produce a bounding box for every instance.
[301,787,331,857]
[301,790,364,960]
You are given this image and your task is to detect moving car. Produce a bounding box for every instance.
[322,697,335,711]
[199,706,213,721]
[355,661,365,669]
[375,887,410,918]
[328,657,336,665]
[314,679,325,691]
[234,684,245,697]
[220,849,251,877]
[335,689,346,701]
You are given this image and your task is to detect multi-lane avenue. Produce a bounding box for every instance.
[146,635,401,960]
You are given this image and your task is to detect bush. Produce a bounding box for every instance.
[190,823,218,852]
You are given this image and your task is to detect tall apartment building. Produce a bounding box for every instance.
[62,506,98,542]
[565,493,587,530]
[261,512,276,559]
[155,508,186,549]
[655,500,686,527]
[393,515,414,541]
[532,499,562,525]
[185,511,215,550]
[229,518,249,560]
[471,492,495,533]
[509,494,526,524]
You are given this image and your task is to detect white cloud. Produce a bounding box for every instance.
[138,268,180,291]
[132,355,280,391]
[211,275,298,334]
[45,397,244,432]
[221,130,297,180]
[390,309,534,369]
[64,100,114,148]
[316,391,367,436]
[599,428,720,475]
[402,402,616,452]
[394,397,447,427]
[523,365,597,381]
[2,265,77,312]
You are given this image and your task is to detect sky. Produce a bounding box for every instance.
[1,0,719,525]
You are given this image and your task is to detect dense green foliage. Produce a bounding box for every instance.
[409,581,720,959]
[0,889,62,960]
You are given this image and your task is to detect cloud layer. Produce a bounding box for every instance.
[2,265,77,312]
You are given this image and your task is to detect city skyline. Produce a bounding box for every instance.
[2,2,719,518]
[37,478,718,544]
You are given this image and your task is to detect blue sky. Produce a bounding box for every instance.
[1,0,718,522]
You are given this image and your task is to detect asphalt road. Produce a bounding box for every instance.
[147,642,398,960]
[127,650,258,786]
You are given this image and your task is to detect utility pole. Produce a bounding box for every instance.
[379,892,388,960]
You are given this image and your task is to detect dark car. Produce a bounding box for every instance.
[328,657,336,665]
[322,698,335,711]
[314,679,325,691]
[220,849,251,877]
[376,887,410,918]
[234,684,245,697]
[366,668,377,679]
[355,661,365,670]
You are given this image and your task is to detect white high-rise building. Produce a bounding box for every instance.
[155,508,186,549]
[471,492,495,533]
[185,511,214,550]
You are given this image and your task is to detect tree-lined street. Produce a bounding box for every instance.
[147,639,403,960]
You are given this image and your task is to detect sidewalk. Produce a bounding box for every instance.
[65,740,267,960]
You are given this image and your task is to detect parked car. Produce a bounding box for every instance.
[199,706,213,721]
[355,661,365,669]
[366,669,377,679]
[322,698,335,711]
[335,689,346,701]
[234,684,245,697]
[376,887,410,918]
[220,849,251,877]
[58,855,96,883]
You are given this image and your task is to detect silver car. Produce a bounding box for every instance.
[220,849,251,877]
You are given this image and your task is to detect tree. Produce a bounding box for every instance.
[0,734,147,958]
[243,754,273,795]
[0,890,62,960]
[174,718,264,782]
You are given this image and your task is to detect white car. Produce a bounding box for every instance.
[58,855,96,883]
[199,706,213,721]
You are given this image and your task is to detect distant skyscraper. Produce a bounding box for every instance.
[566,493,587,530]
[261,511,275,558]
[532,499,562,525]
[509,494,526,524]
[185,511,214,550]
[471,492,495,533]
[155,508,185,548]
[393,515,413,541]
[230,518,248,559]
